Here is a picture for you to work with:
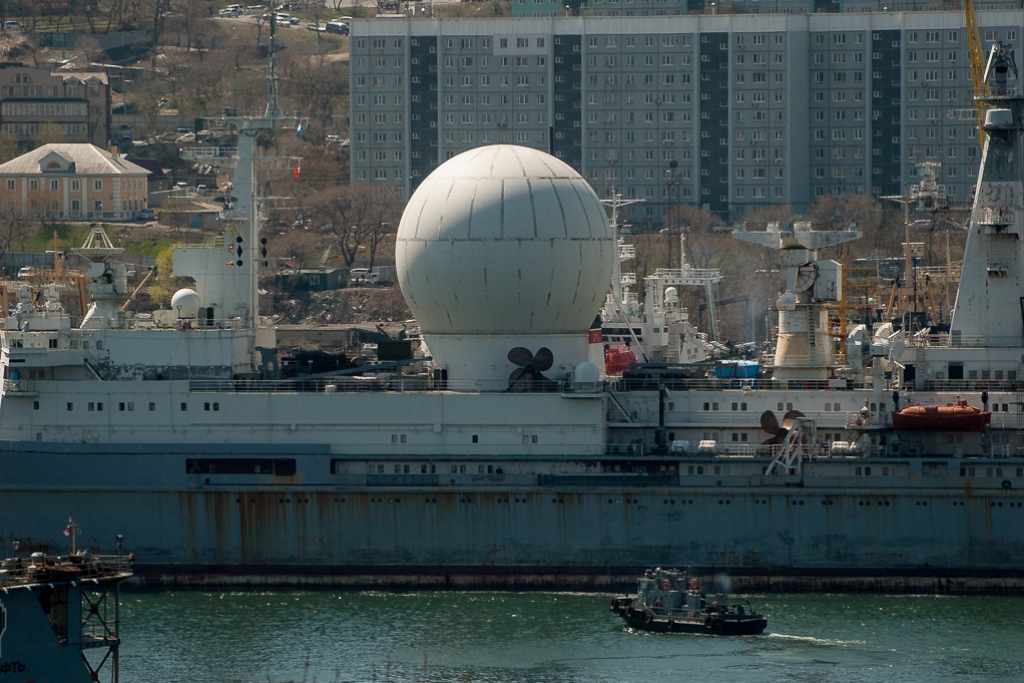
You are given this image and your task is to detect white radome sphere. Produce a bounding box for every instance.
[171,288,201,318]
[397,145,613,335]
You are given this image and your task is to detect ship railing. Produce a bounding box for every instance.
[189,377,572,394]
[921,379,1024,393]
[2,378,34,393]
[0,553,132,588]
[611,377,852,392]
[904,333,1016,348]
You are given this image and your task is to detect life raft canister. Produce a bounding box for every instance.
[690,578,699,590]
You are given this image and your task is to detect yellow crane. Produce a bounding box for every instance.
[964,0,988,149]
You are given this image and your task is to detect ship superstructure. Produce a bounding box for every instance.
[1,45,1024,585]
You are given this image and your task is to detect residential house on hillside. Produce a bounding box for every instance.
[0,143,150,221]
[0,63,111,147]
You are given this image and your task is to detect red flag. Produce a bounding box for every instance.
[64,515,73,536]
[588,329,603,344]
[293,165,301,179]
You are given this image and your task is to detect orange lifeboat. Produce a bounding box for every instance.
[891,399,991,432]
[604,346,637,375]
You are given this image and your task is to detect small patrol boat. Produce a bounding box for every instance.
[610,568,767,635]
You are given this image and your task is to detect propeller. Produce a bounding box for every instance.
[760,409,805,445]
[507,347,555,392]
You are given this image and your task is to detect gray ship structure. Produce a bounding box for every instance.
[0,528,132,683]
[2,44,1024,588]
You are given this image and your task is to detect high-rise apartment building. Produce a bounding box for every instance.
[350,12,1023,223]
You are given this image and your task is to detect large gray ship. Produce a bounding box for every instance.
[1,43,1023,590]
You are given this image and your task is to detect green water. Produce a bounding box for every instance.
[119,590,1024,683]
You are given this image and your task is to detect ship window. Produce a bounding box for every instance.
[404,465,410,473]
[33,400,39,410]
[987,467,993,477]
[1017,468,1023,477]
[731,433,738,442]
[204,402,211,411]
[532,435,538,443]
[1010,371,1017,381]
[996,468,1003,477]
[882,467,890,476]
[712,402,719,411]
[668,402,675,411]
[460,465,466,473]
[703,402,710,410]
[472,434,479,443]
[186,458,296,476]
[870,403,877,411]
[995,370,1004,380]
[687,465,694,474]
[431,464,436,473]
[96,341,103,350]
[451,465,457,473]
[994,404,1000,412]
[786,403,793,410]
[88,402,95,411]
[1004,403,1009,412]
[478,465,485,473]
[395,465,401,473]
[834,403,840,411]
[119,402,125,411]
[213,402,219,411]
[48,338,57,349]
[741,403,747,411]
[391,434,398,443]
[149,402,155,411]
[825,403,831,411]
[378,464,384,473]
[401,434,407,443]
[421,464,428,473]
[865,467,871,475]
[487,465,494,473]
[741,433,748,442]
[180,402,187,411]
[731,402,738,411]
[697,466,704,474]
[981,370,990,380]
[83,341,89,349]
[968,370,978,380]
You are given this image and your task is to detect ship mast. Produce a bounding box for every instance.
[178,17,303,329]
[948,42,1023,348]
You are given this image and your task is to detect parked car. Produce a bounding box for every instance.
[225,4,244,11]
[218,8,240,17]
[4,21,25,30]
[348,268,379,284]
[137,208,155,221]
[17,266,36,279]
[306,22,325,31]
[325,20,349,35]
[245,5,264,13]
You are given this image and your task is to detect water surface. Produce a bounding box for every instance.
[119,590,1024,683]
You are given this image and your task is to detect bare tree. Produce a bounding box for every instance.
[0,202,33,264]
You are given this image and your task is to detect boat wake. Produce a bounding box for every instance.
[767,633,866,646]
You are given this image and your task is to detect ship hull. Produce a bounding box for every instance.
[3,443,1023,585]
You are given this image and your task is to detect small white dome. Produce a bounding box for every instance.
[664,286,678,303]
[397,145,613,335]
[171,288,201,318]
[574,361,600,384]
